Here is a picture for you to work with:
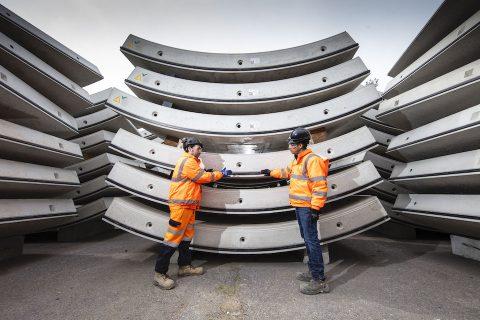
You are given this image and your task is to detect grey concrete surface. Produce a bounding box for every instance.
[0,230,479,320]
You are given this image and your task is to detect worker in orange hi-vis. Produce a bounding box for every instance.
[153,137,232,290]
[260,127,329,295]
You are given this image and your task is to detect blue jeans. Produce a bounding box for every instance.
[295,207,325,281]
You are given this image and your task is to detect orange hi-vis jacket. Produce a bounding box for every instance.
[168,153,223,209]
[270,148,328,210]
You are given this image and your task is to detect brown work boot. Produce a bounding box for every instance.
[296,270,313,282]
[153,272,176,290]
[300,279,330,295]
[178,265,204,276]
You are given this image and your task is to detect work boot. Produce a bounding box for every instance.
[153,272,176,290]
[300,279,330,295]
[296,270,313,282]
[178,265,204,276]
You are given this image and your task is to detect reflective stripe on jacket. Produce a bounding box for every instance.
[270,148,328,210]
[168,153,223,209]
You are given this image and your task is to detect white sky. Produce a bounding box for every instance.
[1,0,442,94]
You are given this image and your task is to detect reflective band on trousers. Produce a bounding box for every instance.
[167,228,184,235]
[210,172,215,182]
[289,194,312,201]
[312,191,328,197]
[186,224,194,229]
[169,199,200,204]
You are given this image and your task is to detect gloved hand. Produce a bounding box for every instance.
[309,209,321,223]
[221,168,232,176]
[205,168,214,172]
[260,169,271,176]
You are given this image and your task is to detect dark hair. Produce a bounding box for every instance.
[299,140,309,149]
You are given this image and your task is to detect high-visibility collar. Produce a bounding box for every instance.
[294,148,313,165]
[183,152,200,163]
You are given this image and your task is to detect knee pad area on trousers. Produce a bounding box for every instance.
[169,219,181,227]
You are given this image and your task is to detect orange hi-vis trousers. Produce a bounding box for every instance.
[163,207,196,248]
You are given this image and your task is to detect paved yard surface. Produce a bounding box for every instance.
[1,230,479,320]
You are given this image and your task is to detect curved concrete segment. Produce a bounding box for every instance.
[137,127,162,141]
[120,32,358,83]
[67,153,146,183]
[360,109,404,135]
[0,119,83,166]
[0,159,80,196]
[0,4,102,86]
[215,150,372,189]
[327,151,369,173]
[63,175,126,205]
[212,150,370,189]
[51,198,112,230]
[368,128,394,155]
[0,65,78,138]
[361,180,409,204]
[387,104,480,161]
[0,198,76,237]
[0,32,92,115]
[383,10,480,98]
[76,88,112,117]
[0,159,80,197]
[106,86,380,153]
[76,108,138,137]
[110,126,377,174]
[103,196,389,253]
[364,151,403,179]
[388,1,480,77]
[70,130,116,157]
[379,59,480,130]
[126,58,370,115]
[106,161,382,214]
[392,194,480,239]
[389,149,480,193]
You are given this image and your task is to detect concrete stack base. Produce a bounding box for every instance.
[451,235,480,262]
[372,220,417,240]
[57,219,113,242]
[0,236,24,261]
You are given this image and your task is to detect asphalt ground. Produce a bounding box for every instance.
[1,229,479,320]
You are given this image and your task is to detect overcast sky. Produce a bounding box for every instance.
[1,0,442,94]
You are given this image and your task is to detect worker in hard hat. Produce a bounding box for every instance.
[153,137,232,290]
[261,127,329,295]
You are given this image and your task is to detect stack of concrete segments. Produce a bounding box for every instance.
[355,97,407,225]
[65,86,145,235]
[378,1,480,257]
[0,4,113,257]
[63,90,144,241]
[103,30,390,254]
